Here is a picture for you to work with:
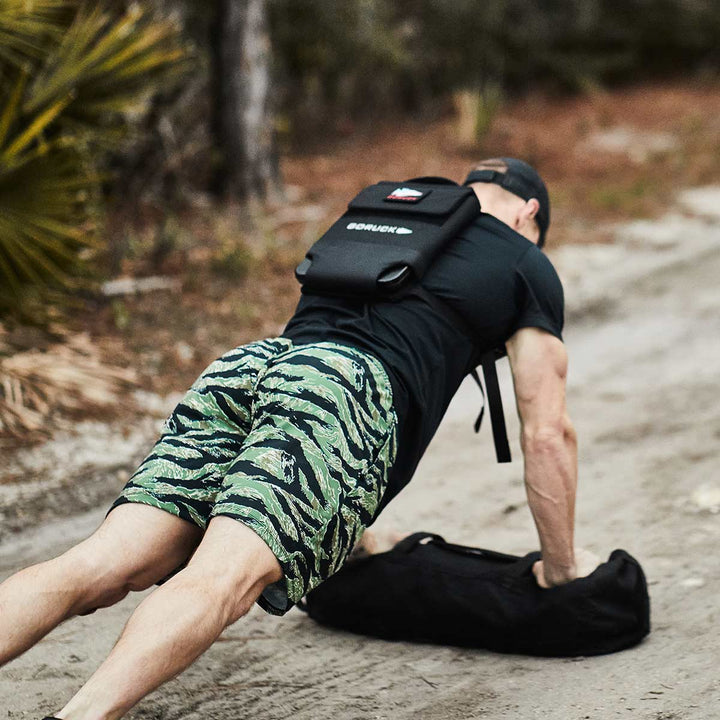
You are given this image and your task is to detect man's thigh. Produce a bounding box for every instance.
[183,514,283,618]
[101,338,294,590]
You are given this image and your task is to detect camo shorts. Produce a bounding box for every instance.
[108,337,398,615]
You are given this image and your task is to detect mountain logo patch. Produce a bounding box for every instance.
[385,187,427,203]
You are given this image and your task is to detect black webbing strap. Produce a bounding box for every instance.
[474,352,511,463]
[470,367,486,434]
[470,352,512,462]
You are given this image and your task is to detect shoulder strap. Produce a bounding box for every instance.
[403,176,460,186]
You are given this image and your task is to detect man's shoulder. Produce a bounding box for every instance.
[462,214,561,286]
[513,245,565,341]
[517,244,563,288]
[464,213,539,259]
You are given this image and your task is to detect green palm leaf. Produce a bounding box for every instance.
[0,0,68,67]
[0,142,97,301]
[0,0,188,318]
[27,3,188,130]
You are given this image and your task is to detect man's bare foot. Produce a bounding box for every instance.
[348,529,409,562]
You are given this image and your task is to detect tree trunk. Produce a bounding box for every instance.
[213,0,279,201]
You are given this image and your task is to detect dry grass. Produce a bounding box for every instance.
[0,330,136,441]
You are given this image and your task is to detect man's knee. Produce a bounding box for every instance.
[60,536,182,614]
[220,584,258,626]
[70,505,203,593]
[181,517,284,626]
[158,563,260,627]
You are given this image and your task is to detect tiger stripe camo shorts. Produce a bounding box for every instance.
[108,337,399,615]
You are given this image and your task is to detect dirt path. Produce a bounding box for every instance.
[4,189,720,719]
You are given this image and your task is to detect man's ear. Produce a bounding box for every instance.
[518,198,540,225]
[515,198,541,243]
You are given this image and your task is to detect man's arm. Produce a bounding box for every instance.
[506,326,578,587]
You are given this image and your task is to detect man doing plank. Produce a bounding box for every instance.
[0,158,585,719]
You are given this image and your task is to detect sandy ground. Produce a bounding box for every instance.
[3,187,720,719]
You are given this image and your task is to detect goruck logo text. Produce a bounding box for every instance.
[346,222,413,235]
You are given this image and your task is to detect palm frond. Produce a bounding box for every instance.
[0,96,98,306]
[27,3,189,130]
[0,86,97,312]
[0,0,69,67]
[0,0,187,319]
[1,92,71,164]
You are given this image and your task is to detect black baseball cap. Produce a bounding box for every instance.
[463,157,550,247]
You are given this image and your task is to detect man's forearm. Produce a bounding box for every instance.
[522,421,578,583]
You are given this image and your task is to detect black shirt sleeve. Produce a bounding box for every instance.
[513,247,565,341]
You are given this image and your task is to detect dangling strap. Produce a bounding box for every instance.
[479,351,511,463]
[470,357,511,463]
[470,367,486,432]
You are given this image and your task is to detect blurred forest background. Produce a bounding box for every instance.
[2,0,720,440]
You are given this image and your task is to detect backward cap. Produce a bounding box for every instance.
[463,157,551,247]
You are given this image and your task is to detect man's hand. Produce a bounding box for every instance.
[532,548,601,589]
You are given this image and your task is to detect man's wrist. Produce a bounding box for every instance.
[542,561,577,586]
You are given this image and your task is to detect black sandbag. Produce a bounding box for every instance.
[300,532,650,657]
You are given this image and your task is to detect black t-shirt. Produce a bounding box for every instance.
[282,213,564,511]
